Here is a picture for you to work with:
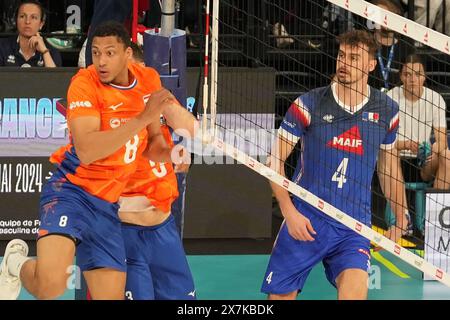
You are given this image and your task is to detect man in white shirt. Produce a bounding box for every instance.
[387,54,450,189]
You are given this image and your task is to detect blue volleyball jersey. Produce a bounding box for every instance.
[279,84,399,227]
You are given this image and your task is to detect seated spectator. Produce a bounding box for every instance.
[0,0,62,67]
[368,0,414,91]
[401,0,450,36]
[266,1,298,48]
[388,54,450,190]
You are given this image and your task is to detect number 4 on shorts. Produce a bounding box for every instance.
[266,271,273,284]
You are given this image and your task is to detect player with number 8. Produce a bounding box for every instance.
[0,21,183,300]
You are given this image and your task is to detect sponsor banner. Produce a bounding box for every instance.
[424,192,450,280]
[0,157,54,240]
[0,97,68,156]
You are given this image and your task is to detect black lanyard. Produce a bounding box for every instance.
[377,43,396,90]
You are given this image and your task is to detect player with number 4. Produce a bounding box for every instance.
[0,21,191,300]
[262,30,408,300]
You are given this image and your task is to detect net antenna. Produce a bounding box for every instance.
[201,0,214,142]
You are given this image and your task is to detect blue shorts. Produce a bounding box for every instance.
[122,215,196,300]
[261,211,371,295]
[38,170,125,272]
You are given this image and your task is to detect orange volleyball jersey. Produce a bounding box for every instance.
[50,63,162,203]
[121,125,179,212]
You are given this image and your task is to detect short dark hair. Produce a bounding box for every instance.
[371,0,404,16]
[91,21,131,48]
[16,0,46,22]
[130,42,144,63]
[402,54,426,72]
[337,30,379,58]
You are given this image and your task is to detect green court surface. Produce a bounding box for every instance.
[188,253,450,300]
[4,251,450,300]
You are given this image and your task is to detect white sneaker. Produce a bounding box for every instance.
[0,239,29,300]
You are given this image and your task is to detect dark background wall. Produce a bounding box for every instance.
[0,67,275,242]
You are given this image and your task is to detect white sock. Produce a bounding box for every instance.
[7,252,31,278]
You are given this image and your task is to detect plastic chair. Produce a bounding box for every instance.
[385,182,429,233]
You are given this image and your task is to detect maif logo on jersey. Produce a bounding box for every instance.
[326,125,364,155]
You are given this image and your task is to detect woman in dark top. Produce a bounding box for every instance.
[0,0,61,67]
[368,0,414,91]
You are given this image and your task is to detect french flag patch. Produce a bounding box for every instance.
[362,112,379,123]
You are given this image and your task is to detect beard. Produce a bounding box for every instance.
[336,74,355,85]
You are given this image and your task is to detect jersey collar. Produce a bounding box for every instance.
[109,78,138,90]
[331,82,370,114]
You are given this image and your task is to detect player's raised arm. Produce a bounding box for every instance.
[69,84,172,165]
[69,116,144,165]
[159,94,200,138]
[139,87,198,162]
[142,118,172,163]
[128,46,200,140]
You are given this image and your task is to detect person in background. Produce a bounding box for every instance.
[119,42,196,300]
[386,54,450,236]
[368,0,414,91]
[0,0,61,67]
[388,54,450,190]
